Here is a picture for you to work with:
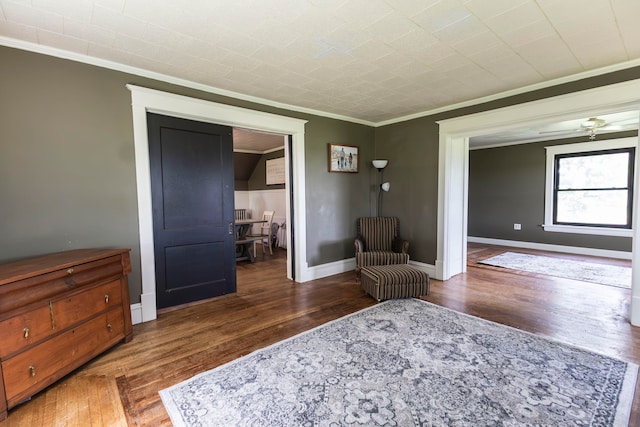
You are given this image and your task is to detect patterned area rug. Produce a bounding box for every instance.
[160,299,637,426]
[479,251,631,288]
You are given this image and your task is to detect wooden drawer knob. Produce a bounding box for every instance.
[105,294,109,304]
[23,327,29,339]
[29,365,36,377]
[66,268,74,274]
[107,323,112,332]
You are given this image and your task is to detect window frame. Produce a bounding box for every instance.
[544,137,637,237]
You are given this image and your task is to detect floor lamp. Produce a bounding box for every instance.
[372,160,390,216]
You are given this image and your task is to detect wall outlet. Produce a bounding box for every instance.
[513,223,521,230]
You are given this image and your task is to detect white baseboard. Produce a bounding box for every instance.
[468,236,632,260]
[303,258,437,282]
[409,260,437,278]
[631,295,640,326]
[130,303,142,325]
[303,258,357,281]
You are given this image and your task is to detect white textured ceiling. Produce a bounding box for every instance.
[2,0,640,127]
[233,128,285,153]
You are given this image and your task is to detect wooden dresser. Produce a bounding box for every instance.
[0,248,133,420]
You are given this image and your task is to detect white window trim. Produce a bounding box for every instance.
[543,137,637,237]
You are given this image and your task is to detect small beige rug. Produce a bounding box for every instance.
[480,252,631,288]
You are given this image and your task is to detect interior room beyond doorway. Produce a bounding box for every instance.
[233,128,288,256]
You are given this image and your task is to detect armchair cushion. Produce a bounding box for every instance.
[356,251,409,270]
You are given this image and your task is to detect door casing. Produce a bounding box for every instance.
[128,85,308,323]
[436,78,640,326]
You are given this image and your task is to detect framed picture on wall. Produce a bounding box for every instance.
[266,157,286,185]
[328,143,359,173]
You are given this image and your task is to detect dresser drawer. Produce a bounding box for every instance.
[0,280,123,359]
[54,279,123,331]
[0,248,132,420]
[2,308,125,407]
[0,254,126,313]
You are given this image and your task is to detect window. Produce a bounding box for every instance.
[544,138,637,237]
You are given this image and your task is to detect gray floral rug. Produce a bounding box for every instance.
[160,299,637,426]
[480,251,631,288]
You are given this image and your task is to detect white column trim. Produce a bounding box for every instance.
[631,110,640,326]
[126,85,308,322]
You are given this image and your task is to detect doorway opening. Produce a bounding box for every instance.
[436,78,640,325]
[232,127,289,275]
[127,84,308,323]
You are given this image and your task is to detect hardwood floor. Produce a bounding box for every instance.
[1,244,638,426]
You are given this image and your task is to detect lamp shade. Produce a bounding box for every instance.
[372,159,388,169]
[381,182,390,192]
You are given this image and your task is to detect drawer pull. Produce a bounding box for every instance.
[23,327,30,339]
[49,300,56,330]
[105,294,109,304]
[107,323,113,332]
[29,365,36,377]
[64,268,77,286]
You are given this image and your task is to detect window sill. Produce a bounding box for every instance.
[542,224,632,237]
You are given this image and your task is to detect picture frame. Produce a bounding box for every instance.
[328,143,359,173]
[266,157,285,185]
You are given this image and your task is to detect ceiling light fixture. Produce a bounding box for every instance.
[581,117,607,140]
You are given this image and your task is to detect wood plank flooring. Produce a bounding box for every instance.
[1,244,638,426]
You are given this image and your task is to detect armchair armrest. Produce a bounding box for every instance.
[392,237,409,254]
[354,237,365,253]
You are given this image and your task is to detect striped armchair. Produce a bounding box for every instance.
[354,217,409,276]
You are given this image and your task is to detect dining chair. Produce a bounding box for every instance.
[234,209,248,221]
[250,210,275,256]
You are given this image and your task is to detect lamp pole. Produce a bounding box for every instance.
[372,160,389,217]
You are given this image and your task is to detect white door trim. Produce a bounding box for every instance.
[126,85,308,322]
[436,78,640,326]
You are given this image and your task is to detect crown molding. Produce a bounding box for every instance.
[374,59,640,127]
[0,36,375,127]
[3,35,640,129]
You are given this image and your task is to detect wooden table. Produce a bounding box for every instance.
[235,219,267,262]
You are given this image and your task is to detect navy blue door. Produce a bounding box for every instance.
[147,113,235,309]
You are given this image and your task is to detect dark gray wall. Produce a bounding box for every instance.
[305,119,375,265]
[3,44,640,300]
[0,46,374,303]
[0,47,140,286]
[374,118,440,263]
[376,66,640,264]
[234,152,261,191]
[468,132,637,252]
